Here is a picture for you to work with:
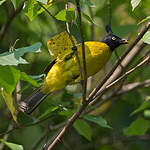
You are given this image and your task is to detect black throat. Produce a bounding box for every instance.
[102,40,121,51]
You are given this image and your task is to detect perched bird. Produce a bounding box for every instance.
[19,25,128,114]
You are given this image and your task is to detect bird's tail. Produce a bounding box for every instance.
[19,88,49,114]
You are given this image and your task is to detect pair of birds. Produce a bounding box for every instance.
[20,25,128,114]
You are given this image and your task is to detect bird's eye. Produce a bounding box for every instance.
[112,37,116,40]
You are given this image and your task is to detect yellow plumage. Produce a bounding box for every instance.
[41,41,111,93]
[20,27,128,114]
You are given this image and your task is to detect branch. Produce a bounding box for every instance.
[44,2,88,149]
[87,7,94,92]
[117,79,150,95]
[0,0,26,42]
[75,0,87,102]
[88,22,150,102]
[93,55,150,100]
[65,3,83,83]
[37,2,57,21]
[45,103,87,150]
[0,112,57,136]
[84,79,150,115]
[105,40,146,86]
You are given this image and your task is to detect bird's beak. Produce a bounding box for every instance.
[120,39,128,44]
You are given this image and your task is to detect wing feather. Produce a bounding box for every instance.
[47,31,77,60]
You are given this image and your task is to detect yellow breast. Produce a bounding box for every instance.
[83,41,112,77]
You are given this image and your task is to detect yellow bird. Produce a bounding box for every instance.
[19,25,128,114]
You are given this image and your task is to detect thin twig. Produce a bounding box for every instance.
[105,40,146,86]
[45,103,87,150]
[86,57,150,115]
[37,2,58,21]
[88,22,150,102]
[0,113,57,136]
[84,79,150,115]
[65,3,83,83]
[93,55,150,100]
[87,7,94,93]
[75,0,87,103]
[0,0,26,42]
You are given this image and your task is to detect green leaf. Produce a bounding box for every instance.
[0,52,28,66]
[1,89,17,122]
[0,139,24,150]
[73,119,92,141]
[84,115,111,128]
[0,0,6,5]
[38,106,59,120]
[130,101,150,116]
[82,12,97,25]
[14,42,42,57]
[0,42,42,66]
[55,8,76,22]
[142,31,150,44]
[24,0,51,21]
[10,0,22,9]
[131,0,142,11]
[138,16,150,25]
[20,72,40,87]
[123,117,150,136]
[0,66,20,94]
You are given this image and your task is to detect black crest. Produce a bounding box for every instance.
[102,25,128,51]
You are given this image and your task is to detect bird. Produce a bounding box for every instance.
[19,25,128,114]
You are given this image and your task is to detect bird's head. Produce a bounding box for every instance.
[102,25,128,51]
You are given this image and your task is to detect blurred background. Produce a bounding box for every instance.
[0,0,150,150]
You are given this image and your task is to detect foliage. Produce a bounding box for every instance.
[0,0,150,149]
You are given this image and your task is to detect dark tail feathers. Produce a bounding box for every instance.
[19,88,49,114]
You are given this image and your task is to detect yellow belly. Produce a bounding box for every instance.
[41,41,112,93]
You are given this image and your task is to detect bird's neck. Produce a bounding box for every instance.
[101,41,120,51]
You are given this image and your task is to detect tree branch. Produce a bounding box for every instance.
[88,22,150,102]
[92,55,150,100]
[65,3,83,83]
[84,79,150,115]
[37,2,58,22]
[45,103,87,150]
[75,0,87,102]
